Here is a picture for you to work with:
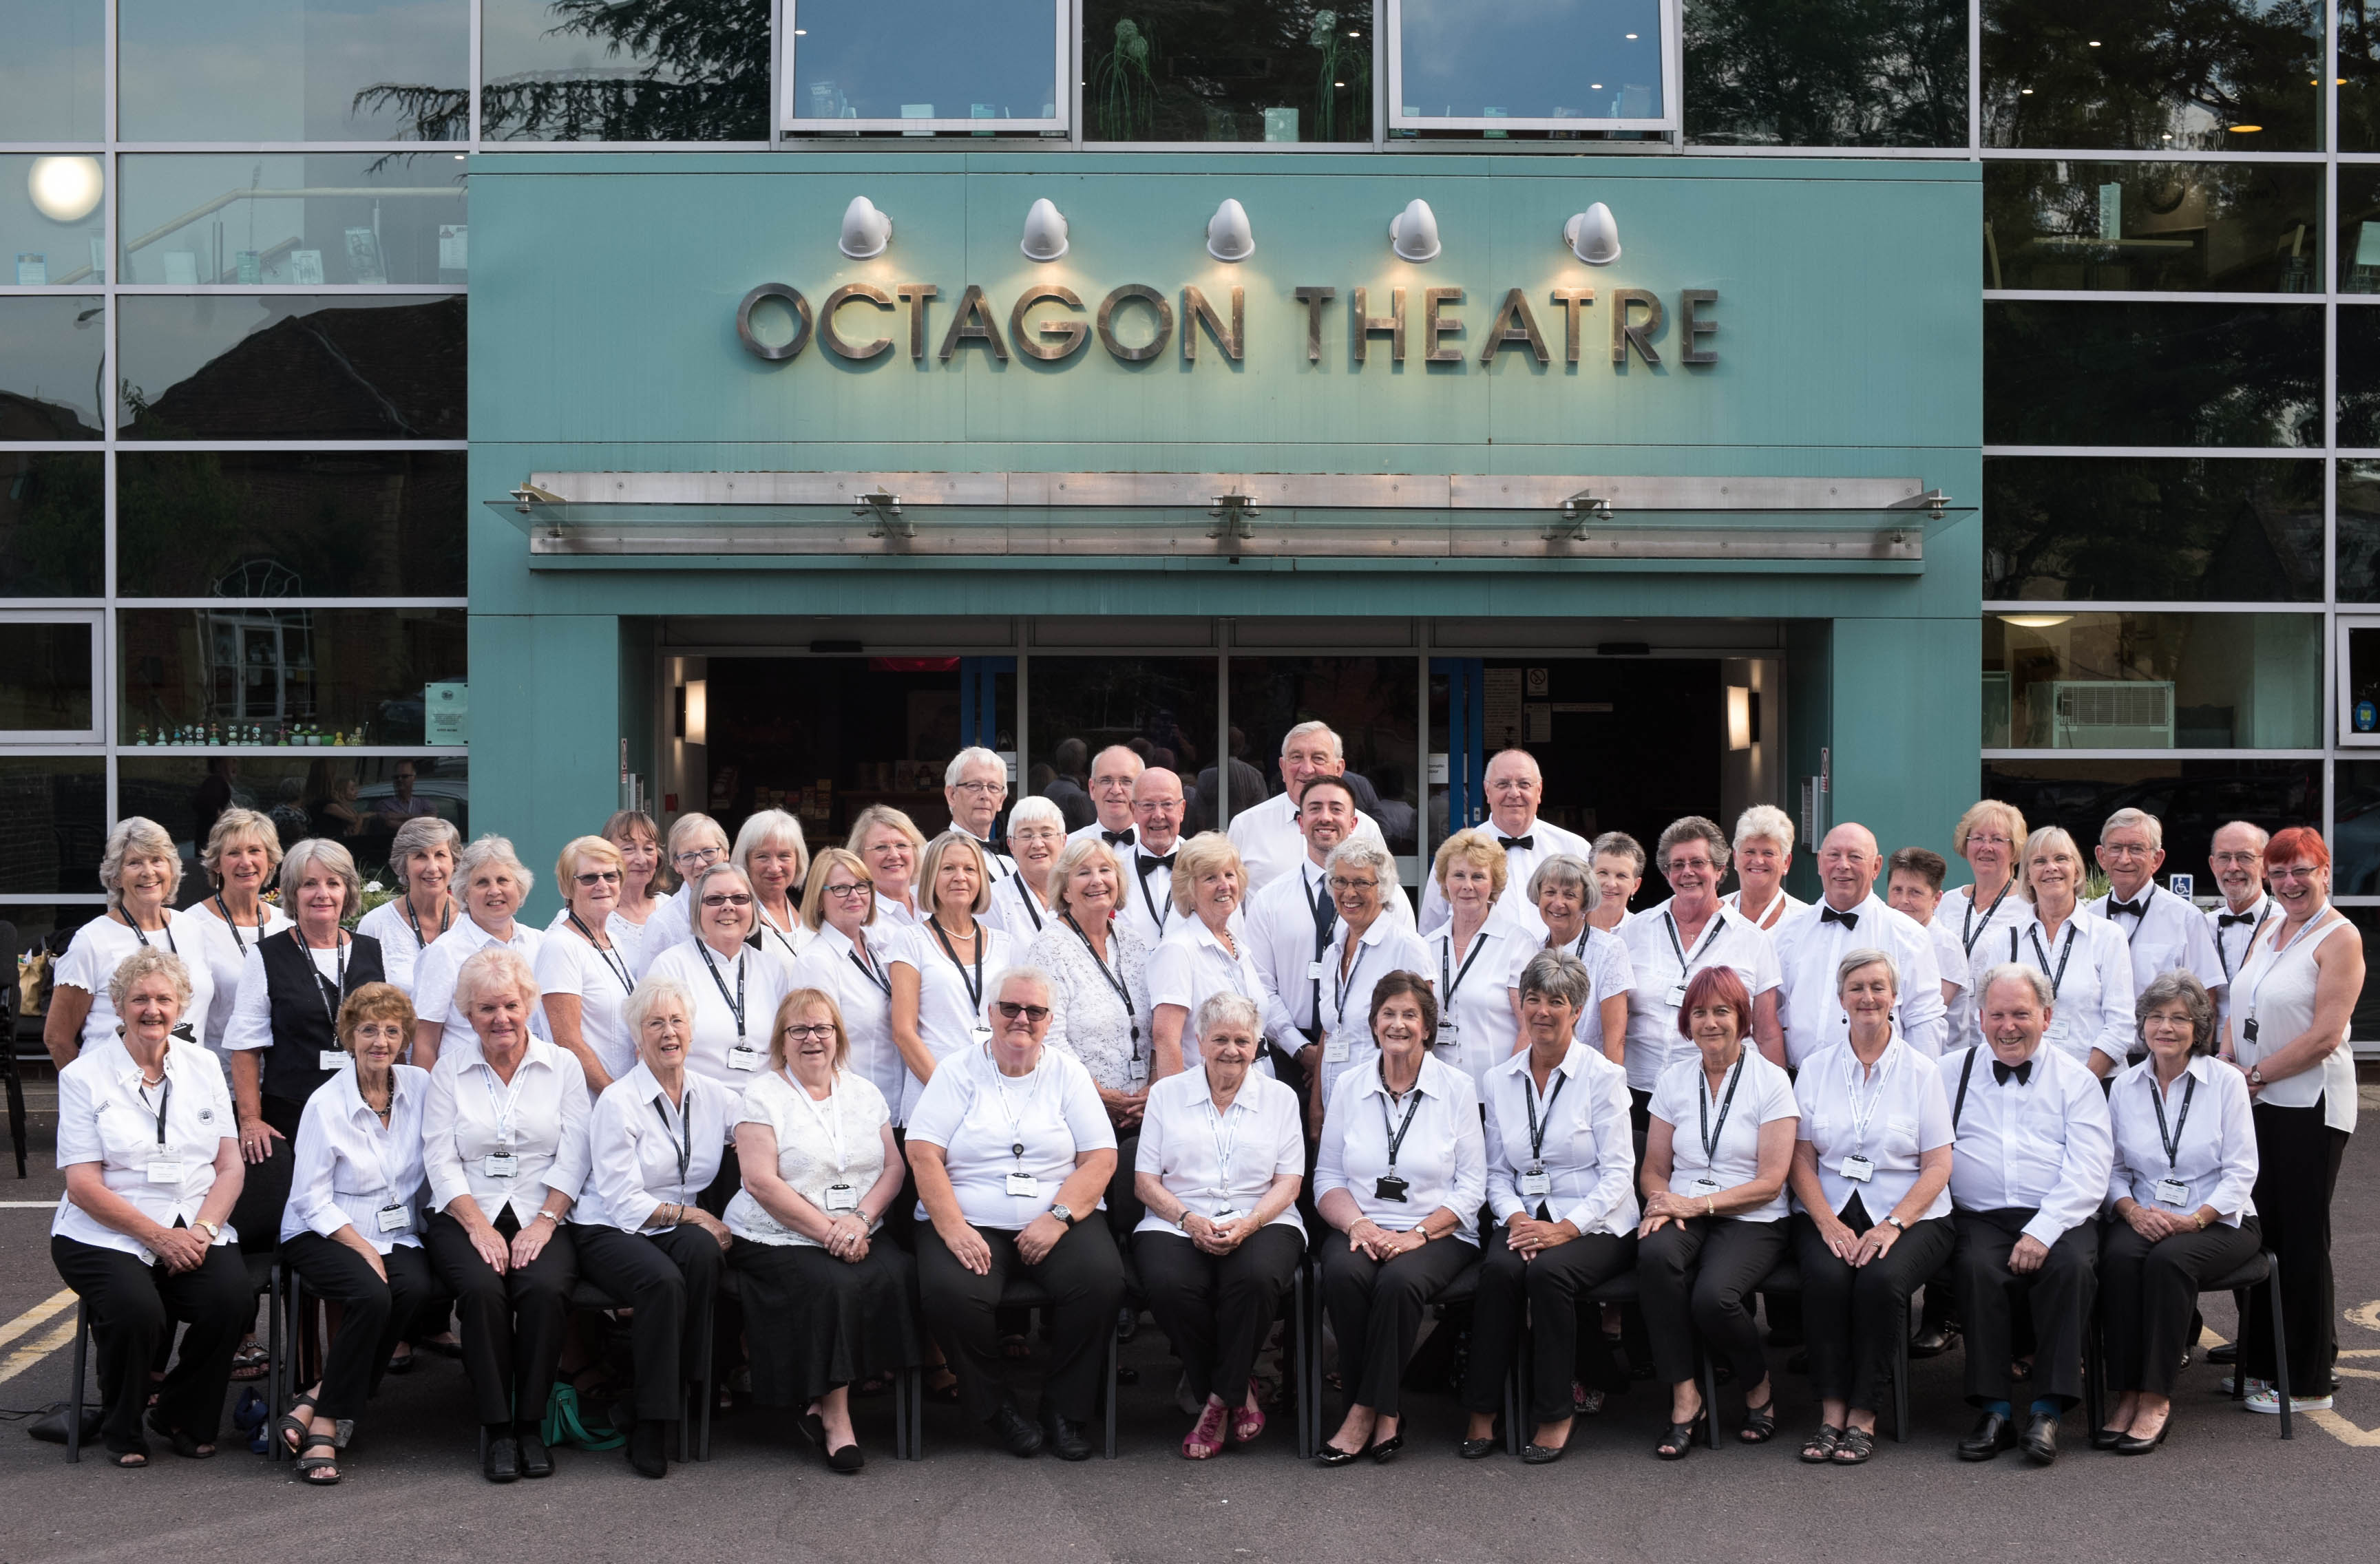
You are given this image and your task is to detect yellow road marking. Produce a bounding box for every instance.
[0,1318,78,1385]
[0,1289,76,1353]
[2307,1409,2380,1447]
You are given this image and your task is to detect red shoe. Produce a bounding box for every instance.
[1182,1399,1228,1460]
[1229,1398,1265,1447]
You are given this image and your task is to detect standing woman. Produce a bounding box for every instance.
[187,807,291,1046]
[898,833,1014,1119]
[573,974,734,1479]
[1423,830,1530,1092]
[1617,818,1786,1123]
[793,847,924,1136]
[1030,837,1155,1232]
[1934,801,2027,1048]
[1522,855,1634,1067]
[737,808,813,975]
[1303,838,1432,1134]
[1786,950,1956,1466]
[357,816,461,997]
[45,818,219,1068]
[410,836,544,1071]
[642,813,732,958]
[2229,825,2361,1415]
[986,796,1066,942]
[50,949,251,1466]
[420,947,588,1483]
[1637,965,1798,1457]
[850,804,929,929]
[1723,805,1804,934]
[728,987,925,1472]
[536,836,639,1094]
[2005,825,2136,1077]
[644,865,790,1108]
[1147,832,1296,1081]
[1312,972,1484,1465]
[602,809,667,975]
[276,983,438,1485]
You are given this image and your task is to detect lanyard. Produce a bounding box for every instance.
[698,940,748,1042]
[1331,937,1373,1033]
[213,894,259,956]
[1568,927,1592,962]
[293,927,349,1028]
[929,920,987,1011]
[651,1088,693,1191]
[1697,1054,1748,1165]
[1842,1045,1895,1152]
[127,913,178,955]
[847,940,893,1000]
[785,1068,847,1174]
[403,894,451,952]
[1064,914,1139,1053]
[1440,925,1495,1008]
[479,1059,528,1150]
[754,901,804,963]
[989,1058,1046,1165]
[2024,922,2078,999]
[1377,1070,1424,1172]
[2149,1070,2198,1171]
[2239,909,2335,1029]
[1009,876,1046,933]
[1305,867,1338,1026]
[1962,880,2013,957]
[1521,1066,1568,1165]
[1203,1088,1245,1195]
[2215,900,2273,982]
[569,910,634,994]
[1663,910,1725,985]
[136,1072,172,1147]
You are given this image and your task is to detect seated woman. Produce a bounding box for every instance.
[573,973,735,1479]
[277,982,439,1485]
[51,949,250,1466]
[420,946,589,1483]
[726,986,924,1474]
[1786,949,1957,1466]
[1461,949,1636,1463]
[906,966,1124,1461]
[1638,964,1798,1458]
[2098,971,2260,1455]
[1131,993,1306,1459]
[1312,971,1485,1466]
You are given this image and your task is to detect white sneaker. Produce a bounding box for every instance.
[2245,1386,2328,1414]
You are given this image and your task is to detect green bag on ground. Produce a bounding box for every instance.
[542,1383,624,1450]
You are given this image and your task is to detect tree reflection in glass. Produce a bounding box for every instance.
[1084,1,1371,142]
[1981,0,2321,151]
[1685,0,1966,147]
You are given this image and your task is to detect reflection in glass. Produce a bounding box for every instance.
[0,623,94,732]
[1981,0,2321,151]
[2343,167,2380,293]
[0,1,103,141]
[118,756,470,878]
[1983,456,2321,602]
[0,454,103,598]
[118,295,465,441]
[0,761,105,894]
[1082,1,1370,142]
[2340,462,2380,603]
[1983,611,2321,750]
[2350,629,2380,743]
[1983,302,2320,447]
[118,606,467,746]
[791,0,1060,128]
[1228,657,1418,855]
[120,155,467,288]
[0,297,103,439]
[1686,0,1965,147]
[2340,308,2380,448]
[1395,0,1664,127]
[1981,759,2319,891]
[1,154,105,287]
[1984,161,2322,292]
[2346,5,2380,154]
[478,0,769,141]
[1029,657,1218,834]
[119,0,469,142]
[117,452,467,600]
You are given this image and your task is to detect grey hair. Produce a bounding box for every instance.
[456,833,535,900]
[2136,970,2217,1057]
[1324,836,1398,893]
[691,861,755,931]
[622,973,697,1041]
[1835,946,1900,997]
[280,836,364,921]
[733,808,810,883]
[107,947,193,1012]
[2101,806,2163,851]
[2212,819,2271,854]
[1193,991,1264,1045]
[1526,852,1602,911]
[1590,831,1646,875]
[2014,825,2081,905]
[1656,816,1731,876]
[1733,803,1796,856]
[454,944,540,1019]
[99,816,182,905]
[945,746,1007,788]
[1280,719,1344,762]
[984,964,1056,1024]
[1007,795,1064,834]
[388,814,461,889]
[1979,962,2054,1011]
[1516,948,1592,1011]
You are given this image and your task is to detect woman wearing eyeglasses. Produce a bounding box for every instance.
[987,796,1066,942]
[1305,838,1431,1138]
[1029,837,1155,1236]
[638,814,733,959]
[537,836,640,1094]
[792,847,925,1141]
[643,863,788,1212]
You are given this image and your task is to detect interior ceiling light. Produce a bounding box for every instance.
[1020,197,1069,261]
[26,156,103,223]
[1389,198,1441,262]
[2229,124,2262,132]
[838,196,892,259]
[1562,201,1621,265]
[1206,198,1254,262]
[1999,614,2073,629]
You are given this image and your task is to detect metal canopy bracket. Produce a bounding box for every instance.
[1546,490,1612,542]
[1208,493,1260,545]
[855,489,911,540]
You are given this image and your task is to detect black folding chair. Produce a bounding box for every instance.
[1298,1254,1503,1456]
[2085,1248,2292,1441]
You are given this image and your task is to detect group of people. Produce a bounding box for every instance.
[42,726,2363,1482]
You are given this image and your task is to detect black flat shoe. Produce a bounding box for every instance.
[516,1430,554,1479]
[1315,1440,1365,1466]
[795,1410,827,1448]
[627,1420,667,1479]
[1908,1327,1959,1360]
[482,1430,518,1483]
[828,1442,865,1473]
[1368,1434,1403,1463]
[1521,1441,1567,1465]
[1456,1436,1499,1459]
[2089,1426,2127,1451]
[2207,1342,2239,1366]
[2019,1411,2059,1466]
[1042,1410,1093,1462]
[2115,1419,2169,1456]
[1958,1410,2016,1461]
[1655,1411,1706,1459]
[990,1403,1043,1458]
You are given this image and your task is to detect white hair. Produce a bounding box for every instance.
[1733,803,1796,856]
[99,817,182,905]
[1281,720,1344,763]
[984,964,1056,1025]
[2101,807,2164,851]
[622,973,697,1039]
[1008,795,1064,833]
[456,833,535,899]
[945,746,1006,787]
[733,809,810,880]
[1324,836,1398,892]
[1835,947,1899,996]
[1979,962,2054,1011]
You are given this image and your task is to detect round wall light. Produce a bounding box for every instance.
[1206,198,1254,262]
[28,156,103,224]
[1021,198,1070,262]
[838,196,892,259]
[1388,198,1440,262]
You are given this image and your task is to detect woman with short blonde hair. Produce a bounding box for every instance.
[191,809,291,990]
[46,818,219,1066]
[1725,804,1802,933]
[850,804,930,926]
[538,835,638,1092]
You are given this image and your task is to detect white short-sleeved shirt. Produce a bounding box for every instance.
[1146,912,1297,1072]
[220,935,355,1058]
[282,1062,430,1251]
[790,922,919,1123]
[903,919,1015,1121]
[53,911,223,1059]
[2106,1055,2258,1227]
[543,902,660,978]
[746,909,814,980]
[1423,918,1530,1092]
[534,922,640,1084]
[1618,900,1783,1092]
[1312,1053,1486,1241]
[410,917,545,1061]
[52,1035,239,1258]
[576,1061,733,1231]
[643,937,790,1090]
[1992,909,2138,1069]
[188,898,292,1048]
[727,1066,895,1246]
[358,896,451,996]
[1933,883,2024,1050]
[904,1045,1118,1230]
[1312,916,1435,1106]
[1480,1042,1636,1236]
[1791,1037,1954,1223]
[1522,924,1639,1060]
[1133,1067,1307,1236]
[641,885,694,965]
[1648,1046,1798,1222]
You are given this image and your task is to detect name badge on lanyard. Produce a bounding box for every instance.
[139,1077,180,1183]
[484,1150,519,1179]
[2154,1176,2191,1209]
[1838,1153,1875,1183]
[1519,1166,1552,1199]
[1325,1035,1351,1063]
[1006,1169,1040,1198]
[376,1203,412,1234]
[319,1050,347,1072]
[823,1183,859,1212]
[728,1044,762,1072]
[1435,1020,1461,1051]
[146,1156,185,1185]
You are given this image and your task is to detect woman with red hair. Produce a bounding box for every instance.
[1636,964,1799,1457]
[2226,825,2362,1414]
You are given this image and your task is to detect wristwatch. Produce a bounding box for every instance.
[2247,1066,2264,1086]
[1173,1208,1194,1233]
[195,1219,221,1240]
[1049,1203,1076,1227]
[1883,1216,1906,1232]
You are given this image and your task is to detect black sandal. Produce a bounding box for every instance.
[923,1368,963,1404]
[296,1435,342,1485]
[1739,1399,1778,1444]
[1800,1424,1844,1463]
[144,1415,217,1459]
[1655,1410,1707,1459]
[1833,1426,1877,1465]
[107,1448,148,1468]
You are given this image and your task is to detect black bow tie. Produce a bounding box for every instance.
[1992,1058,2033,1087]
[2219,909,2260,927]
[1137,852,1176,877]
[1101,828,1135,847]
[1497,835,1534,851]
[2108,898,2146,919]
[1820,905,1859,929]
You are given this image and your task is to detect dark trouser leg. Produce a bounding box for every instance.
[503,1216,577,1430]
[2245,1099,2348,1388]
[1133,1232,1221,1403]
[423,1210,518,1426]
[1460,1227,1530,1415]
[1636,1218,1710,1387]
[1793,1212,1860,1406]
[2023,1222,2098,1408]
[1521,1232,1632,1426]
[1104,1134,1143,1240]
[1845,1218,1953,1413]
[1689,1219,1787,1391]
[377,1247,439,1397]
[1024,1218,1126,1424]
[52,1238,169,1455]
[916,1226,1021,1425]
[571,1224,695,1420]
[1208,1226,1304,1409]
[1952,1209,2027,1407]
[647,1224,725,1398]
[1319,1236,1471,1421]
[145,1243,253,1444]
[282,1231,395,1424]
[2104,1215,2261,1399]
[229,1095,304,1262]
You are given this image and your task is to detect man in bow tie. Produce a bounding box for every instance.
[1066,744,1145,851]
[1940,966,2112,1468]
[1418,747,1588,935]
[1115,768,1186,951]
[2203,820,2275,1038]
[1772,823,1946,1066]
[944,746,1015,883]
[2084,807,2224,1024]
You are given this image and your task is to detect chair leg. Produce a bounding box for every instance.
[1103,1327,1119,1459]
[66,1304,88,1463]
[1698,1350,1720,1449]
[1892,1315,1910,1443]
[1301,1262,1324,1459]
[1505,1305,1528,1457]
[2268,1265,2293,1441]
[269,1265,291,1463]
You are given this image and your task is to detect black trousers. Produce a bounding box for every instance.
[280,1232,439,1422]
[916,1218,1124,1424]
[2101,1214,2262,1399]
[229,1094,305,1258]
[52,1233,252,1455]
[1951,1207,2096,1407]
[422,1207,578,1428]
[1638,1216,1785,1389]
[1462,1226,1635,1426]
[2244,1098,2350,1387]
[1317,1233,1475,1420]
[571,1223,725,1420]
[1106,1132,1144,1239]
[1132,1225,1305,1407]
[696,1143,741,1219]
[1791,1201,1955,1411]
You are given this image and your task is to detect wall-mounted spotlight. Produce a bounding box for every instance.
[1388,198,1440,262]
[1563,202,1621,265]
[1206,198,1254,262]
[28,156,103,223]
[675,679,708,746]
[838,196,892,258]
[1021,198,1070,261]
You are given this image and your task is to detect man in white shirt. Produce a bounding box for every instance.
[2205,819,2277,1037]
[1116,768,1186,951]
[1066,744,1144,849]
[944,746,1015,882]
[1941,965,2113,1468]
[1418,748,1589,934]
[1226,721,1387,891]
[1245,779,1411,1070]
[1773,824,1948,1064]
[2086,808,2225,1022]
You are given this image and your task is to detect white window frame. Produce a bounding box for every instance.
[779,0,1071,136]
[1386,0,1678,136]
[2339,615,2380,747]
[0,610,104,745]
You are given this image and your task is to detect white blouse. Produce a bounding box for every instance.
[576,1061,732,1232]
[1029,916,1153,1094]
[1480,1042,1636,1237]
[2106,1055,2258,1227]
[904,1045,1117,1231]
[1311,916,1435,1106]
[983,871,1055,944]
[1313,1053,1486,1243]
[52,911,222,1059]
[790,922,919,1123]
[358,896,450,996]
[1648,1046,1798,1223]
[52,1035,239,1260]
[747,907,814,979]
[421,1037,591,1226]
[726,1067,894,1247]
[1133,1066,1307,1237]
[1791,1037,1955,1223]
[534,920,640,1084]
[1423,917,1529,1092]
[1145,912,1298,1072]
[1992,909,2137,1070]
[643,937,790,1089]
[410,917,545,1061]
[1617,900,1784,1092]
[903,918,1015,1121]
[1519,923,1639,1061]
[281,1063,430,1252]
[188,898,292,1048]
[1933,882,2025,1048]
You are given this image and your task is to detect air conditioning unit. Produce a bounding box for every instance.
[2028,680,2176,748]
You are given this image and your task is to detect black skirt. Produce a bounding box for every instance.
[730,1235,925,1406]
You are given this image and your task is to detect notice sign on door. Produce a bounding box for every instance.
[1483,668,1524,750]
[425,682,467,745]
